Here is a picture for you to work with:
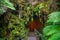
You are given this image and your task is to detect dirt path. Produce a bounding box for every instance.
[27,32,39,40]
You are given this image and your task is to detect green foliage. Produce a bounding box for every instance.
[0,8,5,14]
[43,12,60,40]
[0,0,15,14]
[0,38,4,40]
[48,33,60,40]
[0,0,15,10]
[0,0,59,40]
[0,28,4,37]
[43,25,60,36]
[33,6,39,13]
[8,14,28,39]
[47,12,60,23]
[33,2,50,16]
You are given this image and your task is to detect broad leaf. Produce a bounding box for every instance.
[48,33,60,40]
[43,25,60,36]
[47,12,60,23]
[4,2,15,10]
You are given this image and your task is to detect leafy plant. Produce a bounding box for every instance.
[47,12,60,24]
[0,38,4,40]
[43,25,60,36]
[8,14,28,40]
[48,33,60,40]
[43,12,60,40]
[0,0,15,14]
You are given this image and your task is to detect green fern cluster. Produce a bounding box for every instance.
[8,14,28,40]
[43,12,60,40]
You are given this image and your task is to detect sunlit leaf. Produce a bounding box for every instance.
[48,33,60,40]
[43,25,60,36]
[47,12,60,23]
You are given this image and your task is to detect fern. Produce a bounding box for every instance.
[48,33,60,40]
[43,12,60,40]
[43,25,60,36]
[8,14,28,39]
[47,12,60,24]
